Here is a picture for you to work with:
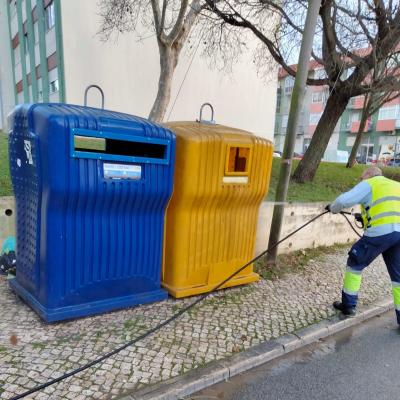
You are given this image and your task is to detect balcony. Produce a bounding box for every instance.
[376,119,396,132]
[350,120,371,133]
[348,96,365,110]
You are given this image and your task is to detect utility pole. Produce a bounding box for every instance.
[267,0,322,264]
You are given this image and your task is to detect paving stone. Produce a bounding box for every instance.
[0,249,392,399]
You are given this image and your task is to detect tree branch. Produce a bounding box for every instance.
[167,0,189,43]
[160,0,168,32]
[320,0,342,74]
[151,0,162,36]
[175,0,205,45]
[205,0,327,86]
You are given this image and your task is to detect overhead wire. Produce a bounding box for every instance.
[166,28,205,121]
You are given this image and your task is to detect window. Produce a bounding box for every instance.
[351,111,360,122]
[344,116,351,129]
[285,76,295,88]
[10,0,17,17]
[14,46,20,65]
[282,115,289,129]
[276,88,282,113]
[24,33,28,55]
[309,113,322,125]
[34,23,39,44]
[50,79,59,93]
[378,105,399,120]
[284,76,294,94]
[45,1,56,31]
[312,91,323,103]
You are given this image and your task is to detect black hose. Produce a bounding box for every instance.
[10,209,361,399]
[340,212,363,238]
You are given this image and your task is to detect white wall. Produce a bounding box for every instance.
[255,202,361,255]
[0,197,361,256]
[60,0,277,140]
[0,1,15,130]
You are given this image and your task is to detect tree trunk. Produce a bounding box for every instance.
[148,45,178,122]
[292,90,350,183]
[346,97,371,168]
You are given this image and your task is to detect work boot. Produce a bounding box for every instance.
[333,301,356,316]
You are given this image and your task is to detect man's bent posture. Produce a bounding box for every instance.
[327,166,400,326]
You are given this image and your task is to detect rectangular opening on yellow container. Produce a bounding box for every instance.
[225,145,251,176]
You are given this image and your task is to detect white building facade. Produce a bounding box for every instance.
[0,0,278,140]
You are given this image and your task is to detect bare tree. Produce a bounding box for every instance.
[99,0,204,122]
[205,0,400,182]
[347,56,400,167]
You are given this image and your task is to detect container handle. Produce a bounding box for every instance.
[198,103,215,124]
[84,85,105,109]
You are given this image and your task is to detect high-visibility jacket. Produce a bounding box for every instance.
[361,176,400,229]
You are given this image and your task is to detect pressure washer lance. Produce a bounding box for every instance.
[9,210,362,400]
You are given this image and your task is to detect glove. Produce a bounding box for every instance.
[325,204,331,212]
[354,213,363,223]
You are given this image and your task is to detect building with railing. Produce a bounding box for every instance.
[338,96,400,163]
[275,64,400,163]
[274,65,342,160]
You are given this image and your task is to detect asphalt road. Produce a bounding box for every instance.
[188,312,400,400]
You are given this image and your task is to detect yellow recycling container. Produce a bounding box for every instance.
[163,104,274,298]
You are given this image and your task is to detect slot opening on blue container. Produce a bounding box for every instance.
[71,128,170,165]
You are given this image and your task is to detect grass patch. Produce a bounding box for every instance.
[267,158,400,202]
[255,243,349,280]
[0,132,11,197]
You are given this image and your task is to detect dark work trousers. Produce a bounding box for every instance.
[342,231,400,324]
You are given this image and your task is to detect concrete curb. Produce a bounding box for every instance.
[119,297,393,400]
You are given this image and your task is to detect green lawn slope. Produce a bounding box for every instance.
[266,157,400,202]
[0,132,11,197]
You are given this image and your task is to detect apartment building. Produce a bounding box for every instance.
[0,0,278,140]
[275,63,400,163]
[339,96,400,163]
[274,65,341,160]
[0,1,17,128]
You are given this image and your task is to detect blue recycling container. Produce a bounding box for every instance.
[8,103,175,322]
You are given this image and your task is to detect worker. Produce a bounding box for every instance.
[326,166,400,326]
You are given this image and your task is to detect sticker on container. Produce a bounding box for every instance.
[103,163,142,180]
[222,176,249,184]
[24,140,33,165]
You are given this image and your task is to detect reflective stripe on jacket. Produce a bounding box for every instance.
[361,176,400,229]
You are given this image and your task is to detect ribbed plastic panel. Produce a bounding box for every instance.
[9,104,175,321]
[8,110,40,293]
[163,122,273,298]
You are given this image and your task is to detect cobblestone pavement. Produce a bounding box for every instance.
[0,250,393,399]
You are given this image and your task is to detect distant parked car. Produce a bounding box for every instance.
[293,152,304,160]
[273,151,282,158]
[356,156,366,164]
[387,158,400,167]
